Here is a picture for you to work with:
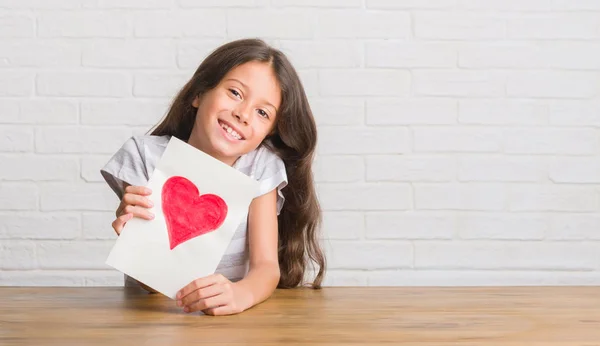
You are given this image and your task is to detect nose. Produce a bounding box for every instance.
[233,102,252,125]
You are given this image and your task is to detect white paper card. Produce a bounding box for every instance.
[106,137,259,299]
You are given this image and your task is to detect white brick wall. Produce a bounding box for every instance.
[1,1,599,287]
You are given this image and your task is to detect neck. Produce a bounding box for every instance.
[186,136,237,167]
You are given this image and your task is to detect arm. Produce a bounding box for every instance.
[235,187,281,308]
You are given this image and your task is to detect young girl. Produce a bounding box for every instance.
[100,38,325,316]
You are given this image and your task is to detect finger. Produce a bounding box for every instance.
[178,284,224,307]
[122,193,154,209]
[112,213,133,235]
[184,295,227,313]
[125,185,152,196]
[177,274,226,300]
[122,205,154,220]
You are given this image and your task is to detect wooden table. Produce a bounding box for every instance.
[1,286,599,345]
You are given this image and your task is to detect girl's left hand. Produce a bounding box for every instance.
[176,274,252,316]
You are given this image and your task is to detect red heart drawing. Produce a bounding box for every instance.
[161,176,228,250]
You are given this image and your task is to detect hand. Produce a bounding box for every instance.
[111,185,154,236]
[176,274,252,316]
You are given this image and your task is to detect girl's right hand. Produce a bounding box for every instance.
[112,185,154,236]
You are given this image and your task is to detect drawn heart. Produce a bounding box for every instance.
[161,176,228,250]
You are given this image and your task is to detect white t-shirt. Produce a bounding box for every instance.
[100,135,288,283]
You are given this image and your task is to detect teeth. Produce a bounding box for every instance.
[220,122,242,140]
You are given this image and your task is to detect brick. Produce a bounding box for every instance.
[509,185,598,212]
[458,156,545,182]
[549,101,600,127]
[178,0,268,6]
[366,156,456,182]
[82,212,119,239]
[458,213,546,240]
[297,69,319,97]
[504,128,597,155]
[507,13,598,39]
[82,39,175,68]
[0,0,82,9]
[133,73,190,97]
[317,183,411,211]
[367,0,455,9]
[134,10,225,38]
[413,70,505,97]
[328,241,413,269]
[0,212,79,239]
[322,271,369,286]
[0,183,38,210]
[366,211,455,239]
[458,0,558,11]
[0,271,85,286]
[507,71,597,99]
[320,69,410,96]
[415,12,505,40]
[413,127,503,153]
[314,155,364,182]
[228,10,314,39]
[367,42,456,68]
[37,72,131,97]
[317,10,410,39]
[81,100,168,125]
[0,241,36,269]
[280,40,362,68]
[84,271,124,286]
[310,98,364,126]
[0,155,79,181]
[93,0,171,8]
[40,183,118,212]
[415,241,600,270]
[321,211,363,240]
[317,126,409,155]
[177,39,227,68]
[415,183,505,211]
[548,214,600,240]
[368,270,600,286]
[0,15,33,37]
[36,241,113,269]
[0,40,80,67]
[0,71,33,96]
[0,100,78,124]
[81,155,112,183]
[367,98,456,125]
[549,157,600,183]
[459,100,547,125]
[460,42,600,70]
[35,127,132,154]
[38,12,129,38]
[273,0,360,6]
[0,126,34,152]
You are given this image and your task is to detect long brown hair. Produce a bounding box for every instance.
[150,38,325,288]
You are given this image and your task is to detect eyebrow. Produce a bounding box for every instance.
[225,78,278,112]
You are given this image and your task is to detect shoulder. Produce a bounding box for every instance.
[236,144,286,182]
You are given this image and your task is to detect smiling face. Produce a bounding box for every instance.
[188,61,282,166]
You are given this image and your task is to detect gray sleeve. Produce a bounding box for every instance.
[254,149,288,215]
[100,136,150,200]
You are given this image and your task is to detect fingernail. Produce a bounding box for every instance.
[148,200,154,207]
[146,188,152,194]
[176,292,181,299]
[176,300,182,307]
[183,307,189,313]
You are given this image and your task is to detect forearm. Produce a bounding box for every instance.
[236,262,280,309]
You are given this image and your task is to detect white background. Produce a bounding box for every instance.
[1,0,599,286]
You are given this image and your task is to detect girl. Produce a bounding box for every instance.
[100,38,325,316]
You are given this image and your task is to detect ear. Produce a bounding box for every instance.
[192,94,200,108]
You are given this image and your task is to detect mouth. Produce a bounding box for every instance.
[218,119,245,141]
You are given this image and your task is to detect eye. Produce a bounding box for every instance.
[229,89,241,99]
[257,109,269,119]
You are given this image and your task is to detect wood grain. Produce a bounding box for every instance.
[1,286,599,345]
